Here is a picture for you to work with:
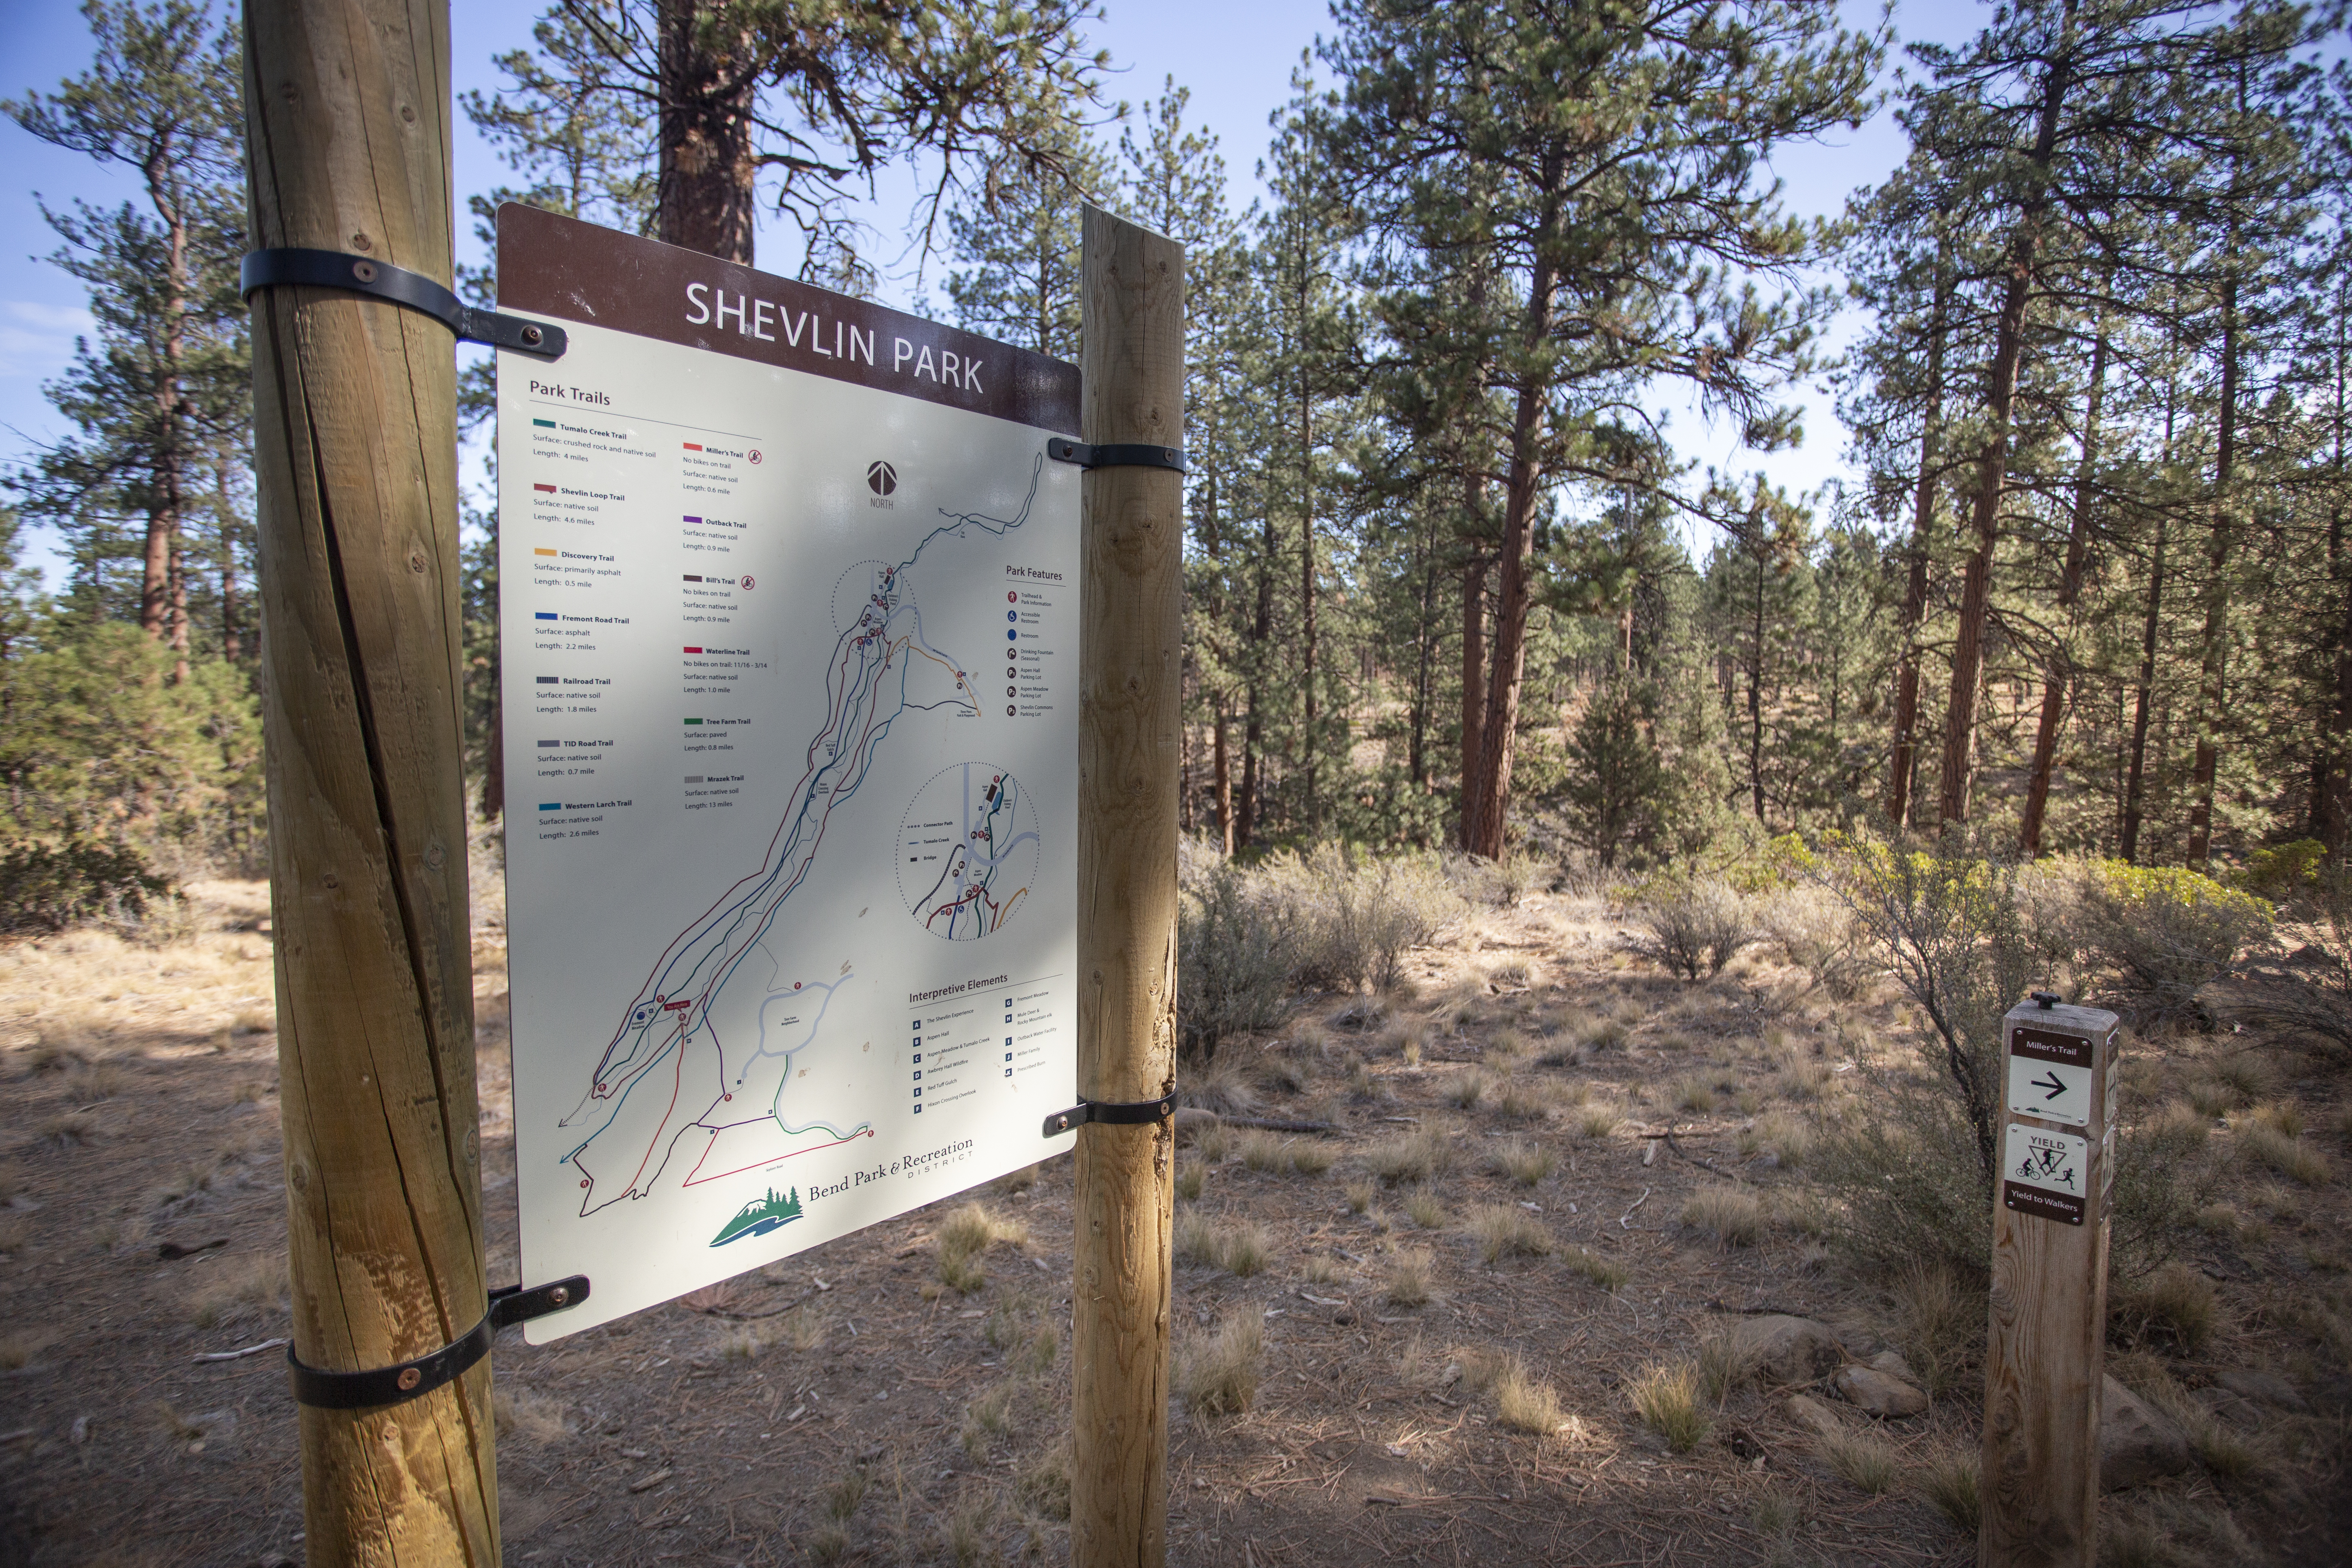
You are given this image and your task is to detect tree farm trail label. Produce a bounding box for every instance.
[495,204,1081,1341]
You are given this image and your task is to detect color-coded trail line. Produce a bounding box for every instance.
[557,456,1046,1217]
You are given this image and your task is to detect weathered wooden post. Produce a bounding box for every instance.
[1071,204,1184,1567]
[244,0,497,1555]
[1980,993,2121,1568]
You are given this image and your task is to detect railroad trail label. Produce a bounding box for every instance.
[496,205,1081,1341]
[2002,1123,2090,1225]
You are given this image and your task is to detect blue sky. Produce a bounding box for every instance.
[0,0,1970,579]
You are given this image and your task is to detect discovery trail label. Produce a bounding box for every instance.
[496,204,1081,1342]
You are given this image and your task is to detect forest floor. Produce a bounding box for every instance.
[0,875,2347,1566]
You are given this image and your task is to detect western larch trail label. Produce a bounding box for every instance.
[496,204,1081,1342]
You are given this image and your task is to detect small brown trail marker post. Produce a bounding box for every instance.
[245,0,498,1556]
[1071,203,1185,1568]
[1980,994,2121,1568]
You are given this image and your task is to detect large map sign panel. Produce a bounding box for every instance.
[495,205,1080,1342]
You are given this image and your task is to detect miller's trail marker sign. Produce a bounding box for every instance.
[495,204,1082,1341]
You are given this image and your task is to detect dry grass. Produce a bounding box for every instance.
[1469,1203,1552,1263]
[188,1252,286,1329]
[1361,1124,1456,1185]
[1404,1189,1448,1230]
[1672,1076,1717,1114]
[1174,1163,1205,1201]
[1223,1222,1272,1277]
[1443,1068,1490,1109]
[1570,1103,1621,1141]
[1681,1186,1765,1247]
[1456,1345,1571,1435]
[1286,1140,1336,1176]
[493,1386,571,1443]
[1628,1361,1707,1452]
[1238,1129,1286,1172]
[1915,1447,1981,1533]
[1562,1246,1628,1292]
[1385,1245,1434,1307]
[2238,1121,2329,1186]
[1178,1308,1263,1416]
[1487,1136,1555,1186]
[1174,1210,1221,1267]
[1818,1426,1900,1494]
[1890,1261,1977,1398]
[2112,1263,2219,1353]
[937,1202,1027,1294]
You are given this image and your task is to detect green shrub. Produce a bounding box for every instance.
[1272,844,1457,992]
[2080,860,2272,1029]
[0,841,171,933]
[1176,842,1300,1056]
[1633,875,1753,980]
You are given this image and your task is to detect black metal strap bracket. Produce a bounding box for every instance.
[1047,437,1186,474]
[285,1275,589,1410]
[241,248,568,360]
[1042,1095,1175,1138]
[2031,990,2062,1009]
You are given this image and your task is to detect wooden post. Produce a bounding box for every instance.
[1980,998,2121,1568]
[245,0,496,1557]
[1072,204,1184,1568]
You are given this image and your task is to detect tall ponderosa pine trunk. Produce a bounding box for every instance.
[1465,160,1565,860]
[657,0,757,265]
[1937,14,2075,825]
[1459,548,1487,851]
[143,142,190,645]
[1886,273,1948,830]
[2020,315,2108,854]
[2186,256,2242,865]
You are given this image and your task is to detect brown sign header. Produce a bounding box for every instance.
[2010,1027,2097,1069]
[495,203,1080,436]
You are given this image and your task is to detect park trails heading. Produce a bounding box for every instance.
[495,203,1082,437]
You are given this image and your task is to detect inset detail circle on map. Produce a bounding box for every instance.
[898,763,1040,941]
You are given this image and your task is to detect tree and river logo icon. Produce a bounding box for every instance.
[710,1185,805,1247]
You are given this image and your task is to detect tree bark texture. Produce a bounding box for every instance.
[1072,203,1181,1568]
[2020,320,2107,855]
[1457,549,1486,852]
[1937,18,2074,826]
[2186,265,2240,866]
[657,0,756,265]
[244,0,494,1557]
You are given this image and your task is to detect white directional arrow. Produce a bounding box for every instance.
[2006,1052,2092,1127]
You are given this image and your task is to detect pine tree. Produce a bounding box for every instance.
[5,0,247,666]
[1318,0,1882,858]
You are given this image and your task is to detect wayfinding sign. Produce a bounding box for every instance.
[494,204,1081,1341]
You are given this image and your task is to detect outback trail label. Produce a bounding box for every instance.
[2002,1122,2089,1225]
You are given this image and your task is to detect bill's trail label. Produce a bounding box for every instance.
[2002,1123,2089,1225]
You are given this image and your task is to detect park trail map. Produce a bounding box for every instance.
[496,206,1081,1342]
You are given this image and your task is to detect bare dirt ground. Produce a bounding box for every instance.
[1,876,2347,1566]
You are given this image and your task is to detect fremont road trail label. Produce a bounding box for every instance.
[495,204,1081,1341]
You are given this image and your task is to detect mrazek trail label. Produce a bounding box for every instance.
[497,204,1080,1342]
[2002,1123,2089,1225]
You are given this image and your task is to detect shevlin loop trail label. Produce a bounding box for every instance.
[2002,1123,2090,1225]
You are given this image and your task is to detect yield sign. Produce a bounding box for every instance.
[2005,1050,2091,1127]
